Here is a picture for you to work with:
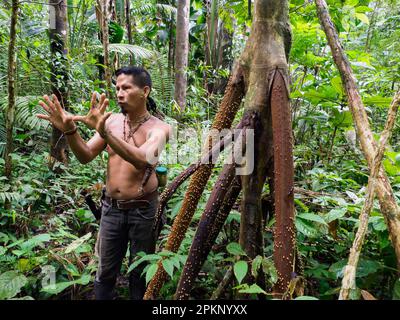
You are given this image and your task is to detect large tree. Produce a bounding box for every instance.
[4,0,19,207]
[174,0,190,111]
[145,0,295,299]
[48,0,70,166]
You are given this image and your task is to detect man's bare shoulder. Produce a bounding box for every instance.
[148,116,171,136]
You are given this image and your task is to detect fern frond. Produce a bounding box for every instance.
[0,95,47,130]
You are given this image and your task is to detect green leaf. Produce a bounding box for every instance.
[295,218,320,238]
[0,271,28,300]
[355,13,369,24]
[238,283,266,294]
[345,0,358,7]
[262,258,278,285]
[127,254,161,273]
[41,274,91,295]
[145,264,158,285]
[393,278,400,300]
[251,255,263,278]
[325,208,347,223]
[294,295,319,300]
[227,242,246,256]
[364,96,393,107]
[297,213,328,226]
[9,296,34,300]
[234,261,248,284]
[65,232,92,254]
[331,76,344,96]
[162,259,174,279]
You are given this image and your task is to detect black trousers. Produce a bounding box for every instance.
[94,196,158,300]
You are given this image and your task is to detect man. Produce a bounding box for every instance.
[38,66,171,300]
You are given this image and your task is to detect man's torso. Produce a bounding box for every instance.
[105,113,162,200]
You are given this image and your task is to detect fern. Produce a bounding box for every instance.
[148,55,174,108]
[0,95,48,157]
[0,95,47,130]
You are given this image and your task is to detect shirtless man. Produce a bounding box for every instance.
[38,66,171,300]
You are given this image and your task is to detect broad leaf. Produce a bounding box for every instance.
[227,242,246,256]
[238,283,266,295]
[393,278,400,300]
[297,213,328,226]
[41,274,91,295]
[65,232,92,254]
[145,264,158,285]
[162,259,174,279]
[234,261,248,284]
[0,271,28,300]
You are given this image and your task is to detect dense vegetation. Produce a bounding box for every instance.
[1,0,400,300]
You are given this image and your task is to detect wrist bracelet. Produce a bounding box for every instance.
[64,126,78,136]
[99,130,107,139]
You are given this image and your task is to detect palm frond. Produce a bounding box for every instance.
[90,43,158,60]
[130,3,177,19]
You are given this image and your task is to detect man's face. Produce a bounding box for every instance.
[115,74,148,114]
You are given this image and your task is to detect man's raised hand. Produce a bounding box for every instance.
[37,94,76,133]
[72,92,112,138]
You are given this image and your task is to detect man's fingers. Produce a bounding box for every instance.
[43,95,55,111]
[37,114,50,120]
[52,94,63,112]
[38,101,51,114]
[98,93,106,111]
[103,111,112,120]
[99,98,109,113]
[90,92,97,109]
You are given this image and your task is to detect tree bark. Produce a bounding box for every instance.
[4,0,19,206]
[125,0,133,65]
[237,0,294,297]
[174,0,190,111]
[49,0,70,166]
[144,61,245,300]
[339,91,400,300]
[175,120,250,299]
[316,0,400,270]
[100,0,112,94]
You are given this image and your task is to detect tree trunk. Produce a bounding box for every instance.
[125,0,133,65]
[4,0,19,208]
[174,0,190,111]
[99,0,112,94]
[237,0,294,297]
[316,0,400,270]
[339,91,400,300]
[144,62,245,300]
[214,22,233,94]
[175,122,250,299]
[49,0,70,166]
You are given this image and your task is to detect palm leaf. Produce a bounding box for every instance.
[130,3,177,19]
[90,43,157,60]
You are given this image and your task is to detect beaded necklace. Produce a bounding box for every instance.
[123,111,152,145]
[122,112,154,197]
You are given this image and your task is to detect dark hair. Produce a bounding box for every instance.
[115,66,157,112]
[115,66,152,89]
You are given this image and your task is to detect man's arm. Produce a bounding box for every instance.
[101,125,170,169]
[65,131,106,164]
